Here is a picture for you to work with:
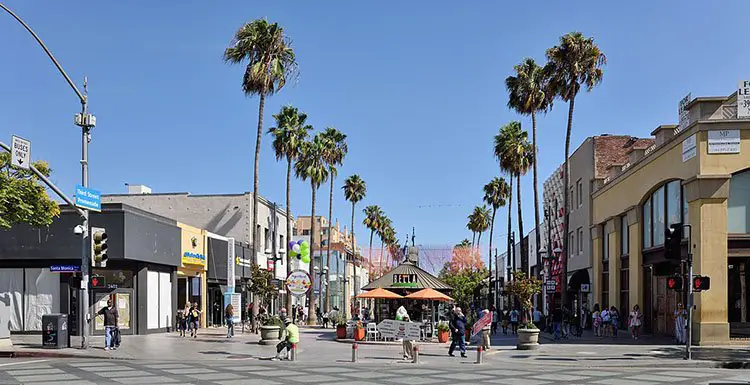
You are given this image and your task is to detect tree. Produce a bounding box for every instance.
[248,263,277,309]
[505,271,542,328]
[483,177,509,306]
[295,134,329,325]
[321,127,348,312]
[472,205,491,247]
[377,216,392,274]
[466,211,477,247]
[363,205,384,274]
[439,245,488,311]
[0,152,60,229]
[224,19,297,320]
[506,58,552,276]
[342,174,366,318]
[269,105,311,311]
[494,121,533,275]
[546,32,606,305]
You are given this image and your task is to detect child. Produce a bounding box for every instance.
[177,309,187,337]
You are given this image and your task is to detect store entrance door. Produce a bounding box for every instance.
[91,289,134,335]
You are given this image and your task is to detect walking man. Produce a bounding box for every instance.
[448,307,467,358]
[402,315,415,360]
[97,299,119,350]
[480,309,491,351]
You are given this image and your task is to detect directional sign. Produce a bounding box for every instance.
[50,265,81,273]
[75,185,101,212]
[11,135,30,170]
[471,310,492,337]
[376,319,421,340]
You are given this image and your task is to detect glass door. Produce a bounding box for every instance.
[92,289,134,335]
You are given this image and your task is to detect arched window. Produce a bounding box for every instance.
[728,169,750,233]
[642,180,687,249]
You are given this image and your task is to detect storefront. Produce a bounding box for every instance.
[0,203,180,335]
[176,223,207,328]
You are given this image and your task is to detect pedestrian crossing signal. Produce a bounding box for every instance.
[693,276,710,292]
[90,275,106,289]
[667,274,682,291]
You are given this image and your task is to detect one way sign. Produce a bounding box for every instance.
[11,135,30,170]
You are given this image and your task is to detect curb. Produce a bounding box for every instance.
[0,350,129,360]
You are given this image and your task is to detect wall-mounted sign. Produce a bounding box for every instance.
[682,134,697,162]
[545,279,557,294]
[285,269,312,297]
[236,257,252,267]
[580,284,591,293]
[678,93,692,130]
[182,252,206,266]
[708,129,740,154]
[738,80,750,118]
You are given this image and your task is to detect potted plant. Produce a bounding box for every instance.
[506,271,543,350]
[332,313,348,339]
[353,321,365,341]
[436,322,450,343]
[258,314,283,345]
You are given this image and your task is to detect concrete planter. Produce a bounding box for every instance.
[259,325,281,345]
[516,328,540,350]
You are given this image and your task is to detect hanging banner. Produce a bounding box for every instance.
[285,269,312,297]
[227,239,236,292]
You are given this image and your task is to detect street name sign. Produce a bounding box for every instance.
[377,319,421,340]
[50,265,81,273]
[75,185,101,212]
[10,135,30,170]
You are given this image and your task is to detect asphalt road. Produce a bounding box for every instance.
[0,357,748,384]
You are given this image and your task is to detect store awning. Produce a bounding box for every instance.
[355,287,403,299]
[405,288,453,302]
[362,261,452,292]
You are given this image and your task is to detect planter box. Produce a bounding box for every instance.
[259,325,281,345]
[516,328,540,350]
[336,325,347,339]
[437,330,449,343]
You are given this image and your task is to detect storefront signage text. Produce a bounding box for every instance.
[738,80,750,118]
[708,129,740,154]
[682,134,697,162]
[678,93,692,130]
[392,273,418,287]
[236,257,252,267]
[182,252,206,266]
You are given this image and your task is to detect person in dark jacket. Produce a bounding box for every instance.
[97,299,119,350]
[448,307,467,358]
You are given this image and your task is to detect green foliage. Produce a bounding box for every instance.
[329,311,347,327]
[439,266,488,310]
[545,32,607,102]
[494,121,533,178]
[0,152,60,230]
[268,105,312,163]
[505,271,542,328]
[260,314,283,327]
[321,127,348,179]
[436,322,450,332]
[248,263,277,307]
[483,177,509,211]
[295,134,329,189]
[343,175,366,206]
[506,58,553,116]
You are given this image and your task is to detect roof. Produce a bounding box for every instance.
[362,261,452,291]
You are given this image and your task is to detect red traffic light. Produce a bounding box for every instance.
[693,276,710,291]
[667,274,682,291]
[90,275,106,289]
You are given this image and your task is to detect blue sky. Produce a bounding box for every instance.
[2,1,749,263]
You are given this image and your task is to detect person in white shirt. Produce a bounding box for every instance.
[600,308,611,338]
[674,303,687,343]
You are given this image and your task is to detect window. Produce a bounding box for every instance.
[577,179,583,207]
[302,229,310,236]
[578,227,584,255]
[601,261,609,309]
[682,187,689,238]
[728,169,750,233]
[570,232,575,256]
[570,187,575,211]
[279,235,285,252]
[643,181,689,248]
[643,198,652,248]
[666,181,682,228]
[621,215,629,256]
[603,229,609,261]
[264,228,270,250]
[653,186,665,246]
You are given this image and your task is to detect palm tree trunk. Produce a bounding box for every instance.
[369,230,375,275]
[507,175,514,273]
[325,176,334,313]
[561,96,575,309]
[472,232,476,247]
[251,92,265,325]
[532,111,542,279]
[347,201,356,319]
[379,243,385,273]
[285,158,293,312]
[517,173,525,276]
[307,184,318,325]
[477,231,482,247]
[489,207,496,308]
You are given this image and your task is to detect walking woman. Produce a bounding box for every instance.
[610,306,620,338]
[592,304,601,337]
[629,304,643,340]
[225,304,235,338]
[674,303,687,344]
[189,302,202,338]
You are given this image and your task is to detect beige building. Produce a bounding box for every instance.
[591,91,750,345]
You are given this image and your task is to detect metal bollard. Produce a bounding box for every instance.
[351,343,358,363]
[412,345,420,364]
[290,343,297,361]
[476,346,484,364]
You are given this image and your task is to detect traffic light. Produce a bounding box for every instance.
[664,223,683,260]
[693,275,711,292]
[667,274,683,291]
[91,227,108,267]
[90,274,106,289]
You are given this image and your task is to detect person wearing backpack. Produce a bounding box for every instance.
[509,308,520,335]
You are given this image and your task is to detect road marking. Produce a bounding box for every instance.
[0,359,49,367]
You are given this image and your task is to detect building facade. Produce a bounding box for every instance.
[591,91,750,345]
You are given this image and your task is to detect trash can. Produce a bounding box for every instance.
[42,313,69,349]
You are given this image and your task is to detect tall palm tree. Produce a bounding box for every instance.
[506,58,552,276]
[343,174,366,318]
[546,32,606,305]
[495,121,532,275]
[472,205,491,247]
[269,105,311,311]
[377,216,392,274]
[363,205,384,272]
[295,134,329,325]
[321,128,348,312]
[466,211,477,247]
[224,20,297,320]
[484,177,509,297]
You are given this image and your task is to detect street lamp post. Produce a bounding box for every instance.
[0,2,96,349]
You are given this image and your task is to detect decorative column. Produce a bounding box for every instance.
[627,207,643,312]
[606,219,620,309]
[591,225,602,307]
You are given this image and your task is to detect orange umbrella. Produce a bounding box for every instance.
[405,288,453,302]
[356,287,403,299]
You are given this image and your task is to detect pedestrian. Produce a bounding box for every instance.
[273,318,299,360]
[225,304,234,338]
[674,303,686,344]
[189,302,202,338]
[509,308,520,335]
[501,309,509,335]
[490,306,498,335]
[610,306,620,338]
[280,307,288,321]
[561,305,570,338]
[402,315,415,360]
[532,307,542,328]
[480,309,491,351]
[629,304,643,339]
[97,298,119,350]
[302,306,308,323]
[592,304,601,337]
[322,310,330,329]
[552,306,563,340]
[297,306,304,324]
[177,308,187,337]
[448,307,467,358]
[600,306,610,338]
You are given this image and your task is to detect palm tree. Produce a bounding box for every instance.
[363,205,384,273]
[224,21,298,318]
[484,177,509,295]
[295,134,329,325]
[466,211,477,247]
[495,121,533,275]
[377,216,392,274]
[546,32,606,305]
[321,128,348,312]
[343,174,366,318]
[472,205,491,247]
[506,58,552,275]
[269,105,311,311]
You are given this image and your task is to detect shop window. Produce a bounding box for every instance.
[666,180,681,228]
[643,198,652,248]
[92,269,134,288]
[603,229,609,261]
[728,169,750,233]
[643,181,689,247]
[621,215,629,256]
[601,261,609,309]
[652,186,665,246]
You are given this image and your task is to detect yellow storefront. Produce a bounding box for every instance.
[591,92,750,345]
[177,222,208,328]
